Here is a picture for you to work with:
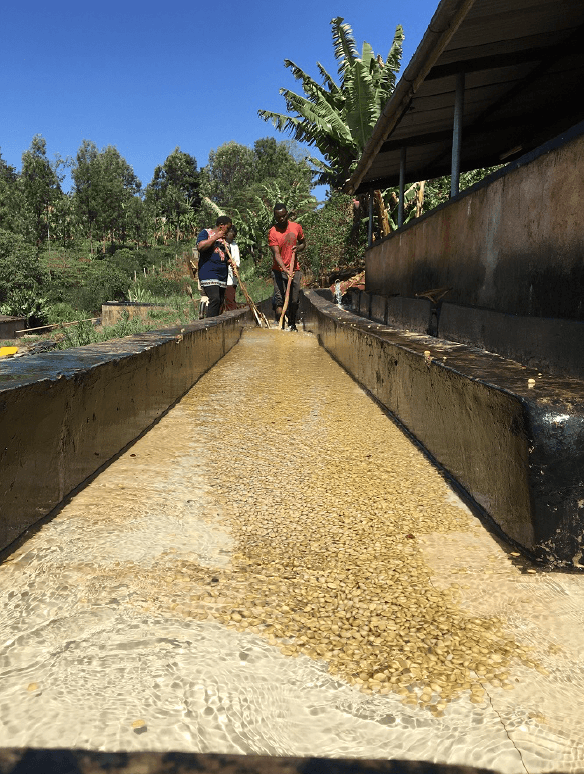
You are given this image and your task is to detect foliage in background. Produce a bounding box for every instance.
[71,140,143,252]
[258,17,404,188]
[0,228,49,320]
[302,192,365,283]
[145,148,201,244]
[201,138,314,212]
[20,135,65,249]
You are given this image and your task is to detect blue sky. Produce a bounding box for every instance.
[1,0,438,197]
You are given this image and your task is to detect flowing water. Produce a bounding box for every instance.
[1,328,584,772]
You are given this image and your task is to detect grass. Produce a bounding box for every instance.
[4,268,274,353]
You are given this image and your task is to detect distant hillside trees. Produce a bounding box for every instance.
[145,148,201,243]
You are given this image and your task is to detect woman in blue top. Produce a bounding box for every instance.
[196,215,233,317]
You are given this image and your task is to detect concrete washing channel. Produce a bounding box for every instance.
[1,292,584,773]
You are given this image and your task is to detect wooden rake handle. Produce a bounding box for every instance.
[279,270,294,329]
[224,242,269,328]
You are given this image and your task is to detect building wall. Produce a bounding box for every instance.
[366,127,584,321]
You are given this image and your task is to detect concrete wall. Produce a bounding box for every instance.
[301,290,584,568]
[0,311,251,553]
[366,125,584,321]
[101,302,172,326]
[0,316,26,339]
[354,291,584,381]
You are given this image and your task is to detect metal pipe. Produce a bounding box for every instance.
[368,189,374,247]
[451,71,465,196]
[398,147,407,228]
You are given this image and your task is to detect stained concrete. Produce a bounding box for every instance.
[0,316,26,340]
[0,311,250,553]
[301,291,584,567]
[365,125,584,322]
[101,301,172,326]
[438,304,584,381]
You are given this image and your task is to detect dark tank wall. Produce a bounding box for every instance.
[364,125,584,381]
[366,125,584,321]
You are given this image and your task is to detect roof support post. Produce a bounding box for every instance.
[451,71,465,196]
[367,188,374,247]
[398,147,407,228]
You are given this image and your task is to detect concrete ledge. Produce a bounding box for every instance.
[439,303,584,381]
[386,296,433,334]
[301,290,584,567]
[370,294,387,323]
[0,310,251,553]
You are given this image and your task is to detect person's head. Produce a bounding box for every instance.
[215,215,232,235]
[273,203,288,228]
[226,225,237,243]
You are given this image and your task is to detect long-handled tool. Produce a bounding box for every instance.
[224,243,270,328]
[279,270,294,329]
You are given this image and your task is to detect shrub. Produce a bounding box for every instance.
[73,261,129,313]
[0,229,50,320]
[44,302,81,324]
[302,192,365,284]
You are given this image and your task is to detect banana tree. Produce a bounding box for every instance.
[258,17,404,189]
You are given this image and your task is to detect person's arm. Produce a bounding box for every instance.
[270,244,289,275]
[198,224,228,252]
[295,233,306,255]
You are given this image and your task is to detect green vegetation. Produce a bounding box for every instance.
[259,17,404,188]
[1,16,498,350]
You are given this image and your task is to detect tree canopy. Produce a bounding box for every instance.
[201,137,314,211]
[146,147,201,243]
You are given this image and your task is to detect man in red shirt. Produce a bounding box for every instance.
[268,203,306,331]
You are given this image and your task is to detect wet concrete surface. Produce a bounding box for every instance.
[302,292,584,566]
[1,328,584,772]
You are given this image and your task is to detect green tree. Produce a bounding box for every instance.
[201,138,314,211]
[0,228,50,320]
[202,141,257,208]
[0,150,29,237]
[71,139,101,250]
[252,138,313,194]
[20,135,65,248]
[258,17,404,188]
[71,140,141,250]
[146,147,200,243]
[302,192,365,283]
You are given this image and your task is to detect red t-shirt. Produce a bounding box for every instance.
[269,221,304,272]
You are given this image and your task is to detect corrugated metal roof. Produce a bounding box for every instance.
[348,0,584,193]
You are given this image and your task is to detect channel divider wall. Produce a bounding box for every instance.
[0,309,253,554]
[300,290,584,568]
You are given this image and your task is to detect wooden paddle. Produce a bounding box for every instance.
[279,269,294,329]
[223,242,270,328]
